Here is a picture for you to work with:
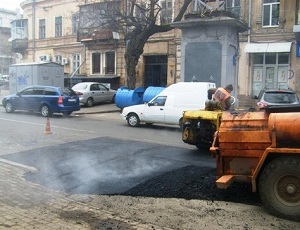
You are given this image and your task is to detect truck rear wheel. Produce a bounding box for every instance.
[259,157,300,221]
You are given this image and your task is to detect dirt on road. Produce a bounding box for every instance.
[66,165,300,230]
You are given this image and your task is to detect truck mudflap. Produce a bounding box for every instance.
[209,130,219,157]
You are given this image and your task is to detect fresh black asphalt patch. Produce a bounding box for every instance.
[1,137,261,205]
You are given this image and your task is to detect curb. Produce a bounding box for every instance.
[74,109,120,115]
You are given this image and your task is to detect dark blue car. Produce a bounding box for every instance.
[2,85,80,117]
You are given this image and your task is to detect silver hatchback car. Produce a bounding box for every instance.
[253,89,300,108]
[72,82,116,107]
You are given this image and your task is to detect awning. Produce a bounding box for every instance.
[244,42,292,53]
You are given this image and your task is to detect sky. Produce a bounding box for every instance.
[1,0,23,11]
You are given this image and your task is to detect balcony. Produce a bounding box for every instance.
[77,27,114,43]
[11,39,28,54]
[77,1,120,44]
[10,19,28,54]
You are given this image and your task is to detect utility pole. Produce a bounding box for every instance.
[32,0,36,62]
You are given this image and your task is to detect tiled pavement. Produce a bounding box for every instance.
[0,161,164,229]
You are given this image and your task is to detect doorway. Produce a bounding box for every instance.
[144,55,167,88]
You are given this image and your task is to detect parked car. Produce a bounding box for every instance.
[253,88,300,108]
[2,85,80,117]
[72,82,116,107]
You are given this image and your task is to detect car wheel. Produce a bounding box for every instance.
[111,95,116,103]
[127,113,140,127]
[5,101,14,113]
[259,157,300,221]
[86,97,94,107]
[41,105,52,117]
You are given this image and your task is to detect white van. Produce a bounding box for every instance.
[120,82,216,127]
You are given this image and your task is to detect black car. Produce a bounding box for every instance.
[2,85,80,117]
[253,88,300,108]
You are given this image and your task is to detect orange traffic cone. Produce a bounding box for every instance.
[44,117,52,134]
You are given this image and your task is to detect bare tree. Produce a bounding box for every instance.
[79,0,193,89]
[116,0,193,88]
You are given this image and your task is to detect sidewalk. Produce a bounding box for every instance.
[0,161,161,229]
[0,88,120,114]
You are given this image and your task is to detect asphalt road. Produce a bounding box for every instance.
[0,107,215,196]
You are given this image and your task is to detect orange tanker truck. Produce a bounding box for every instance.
[210,109,300,221]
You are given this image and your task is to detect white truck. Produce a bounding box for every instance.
[9,62,64,94]
[120,82,216,127]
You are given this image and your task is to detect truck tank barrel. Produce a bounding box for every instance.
[268,113,300,142]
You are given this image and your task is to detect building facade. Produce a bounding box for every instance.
[10,0,300,104]
[0,8,20,75]
[12,0,183,90]
[238,0,300,105]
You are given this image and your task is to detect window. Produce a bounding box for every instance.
[91,51,116,75]
[55,16,62,37]
[105,51,115,74]
[265,53,276,64]
[278,53,289,64]
[43,90,57,96]
[72,13,79,35]
[135,1,147,22]
[92,52,101,74]
[60,88,77,96]
[263,92,298,104]
[0,17,2,27]
[226,0,241,16]
[160,0,173,24]
[151,96,167,106]
[11,19,28,40]
[39,19,46,39]
[90,84,100,91]
[20,88,35,95]
[263,0,280,27]
[253,53,264,64]
[98,84,108,91]
[72,54,80,74]
[33,89,45,95]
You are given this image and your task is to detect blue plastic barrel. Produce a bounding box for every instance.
[142,86,165,103]
[115,86,145,109]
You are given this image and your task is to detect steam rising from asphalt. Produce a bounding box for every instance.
[26,145,175,194]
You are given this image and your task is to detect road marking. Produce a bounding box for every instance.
[0,117,95,133]
[0,158,39,172]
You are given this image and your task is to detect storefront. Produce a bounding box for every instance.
[244,42,292,96]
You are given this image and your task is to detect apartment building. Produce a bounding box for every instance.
[238,0,300,103]
[11,0,86,85]
[0,8,20,75]
[10,0,300,101]
[11,0,181,89]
